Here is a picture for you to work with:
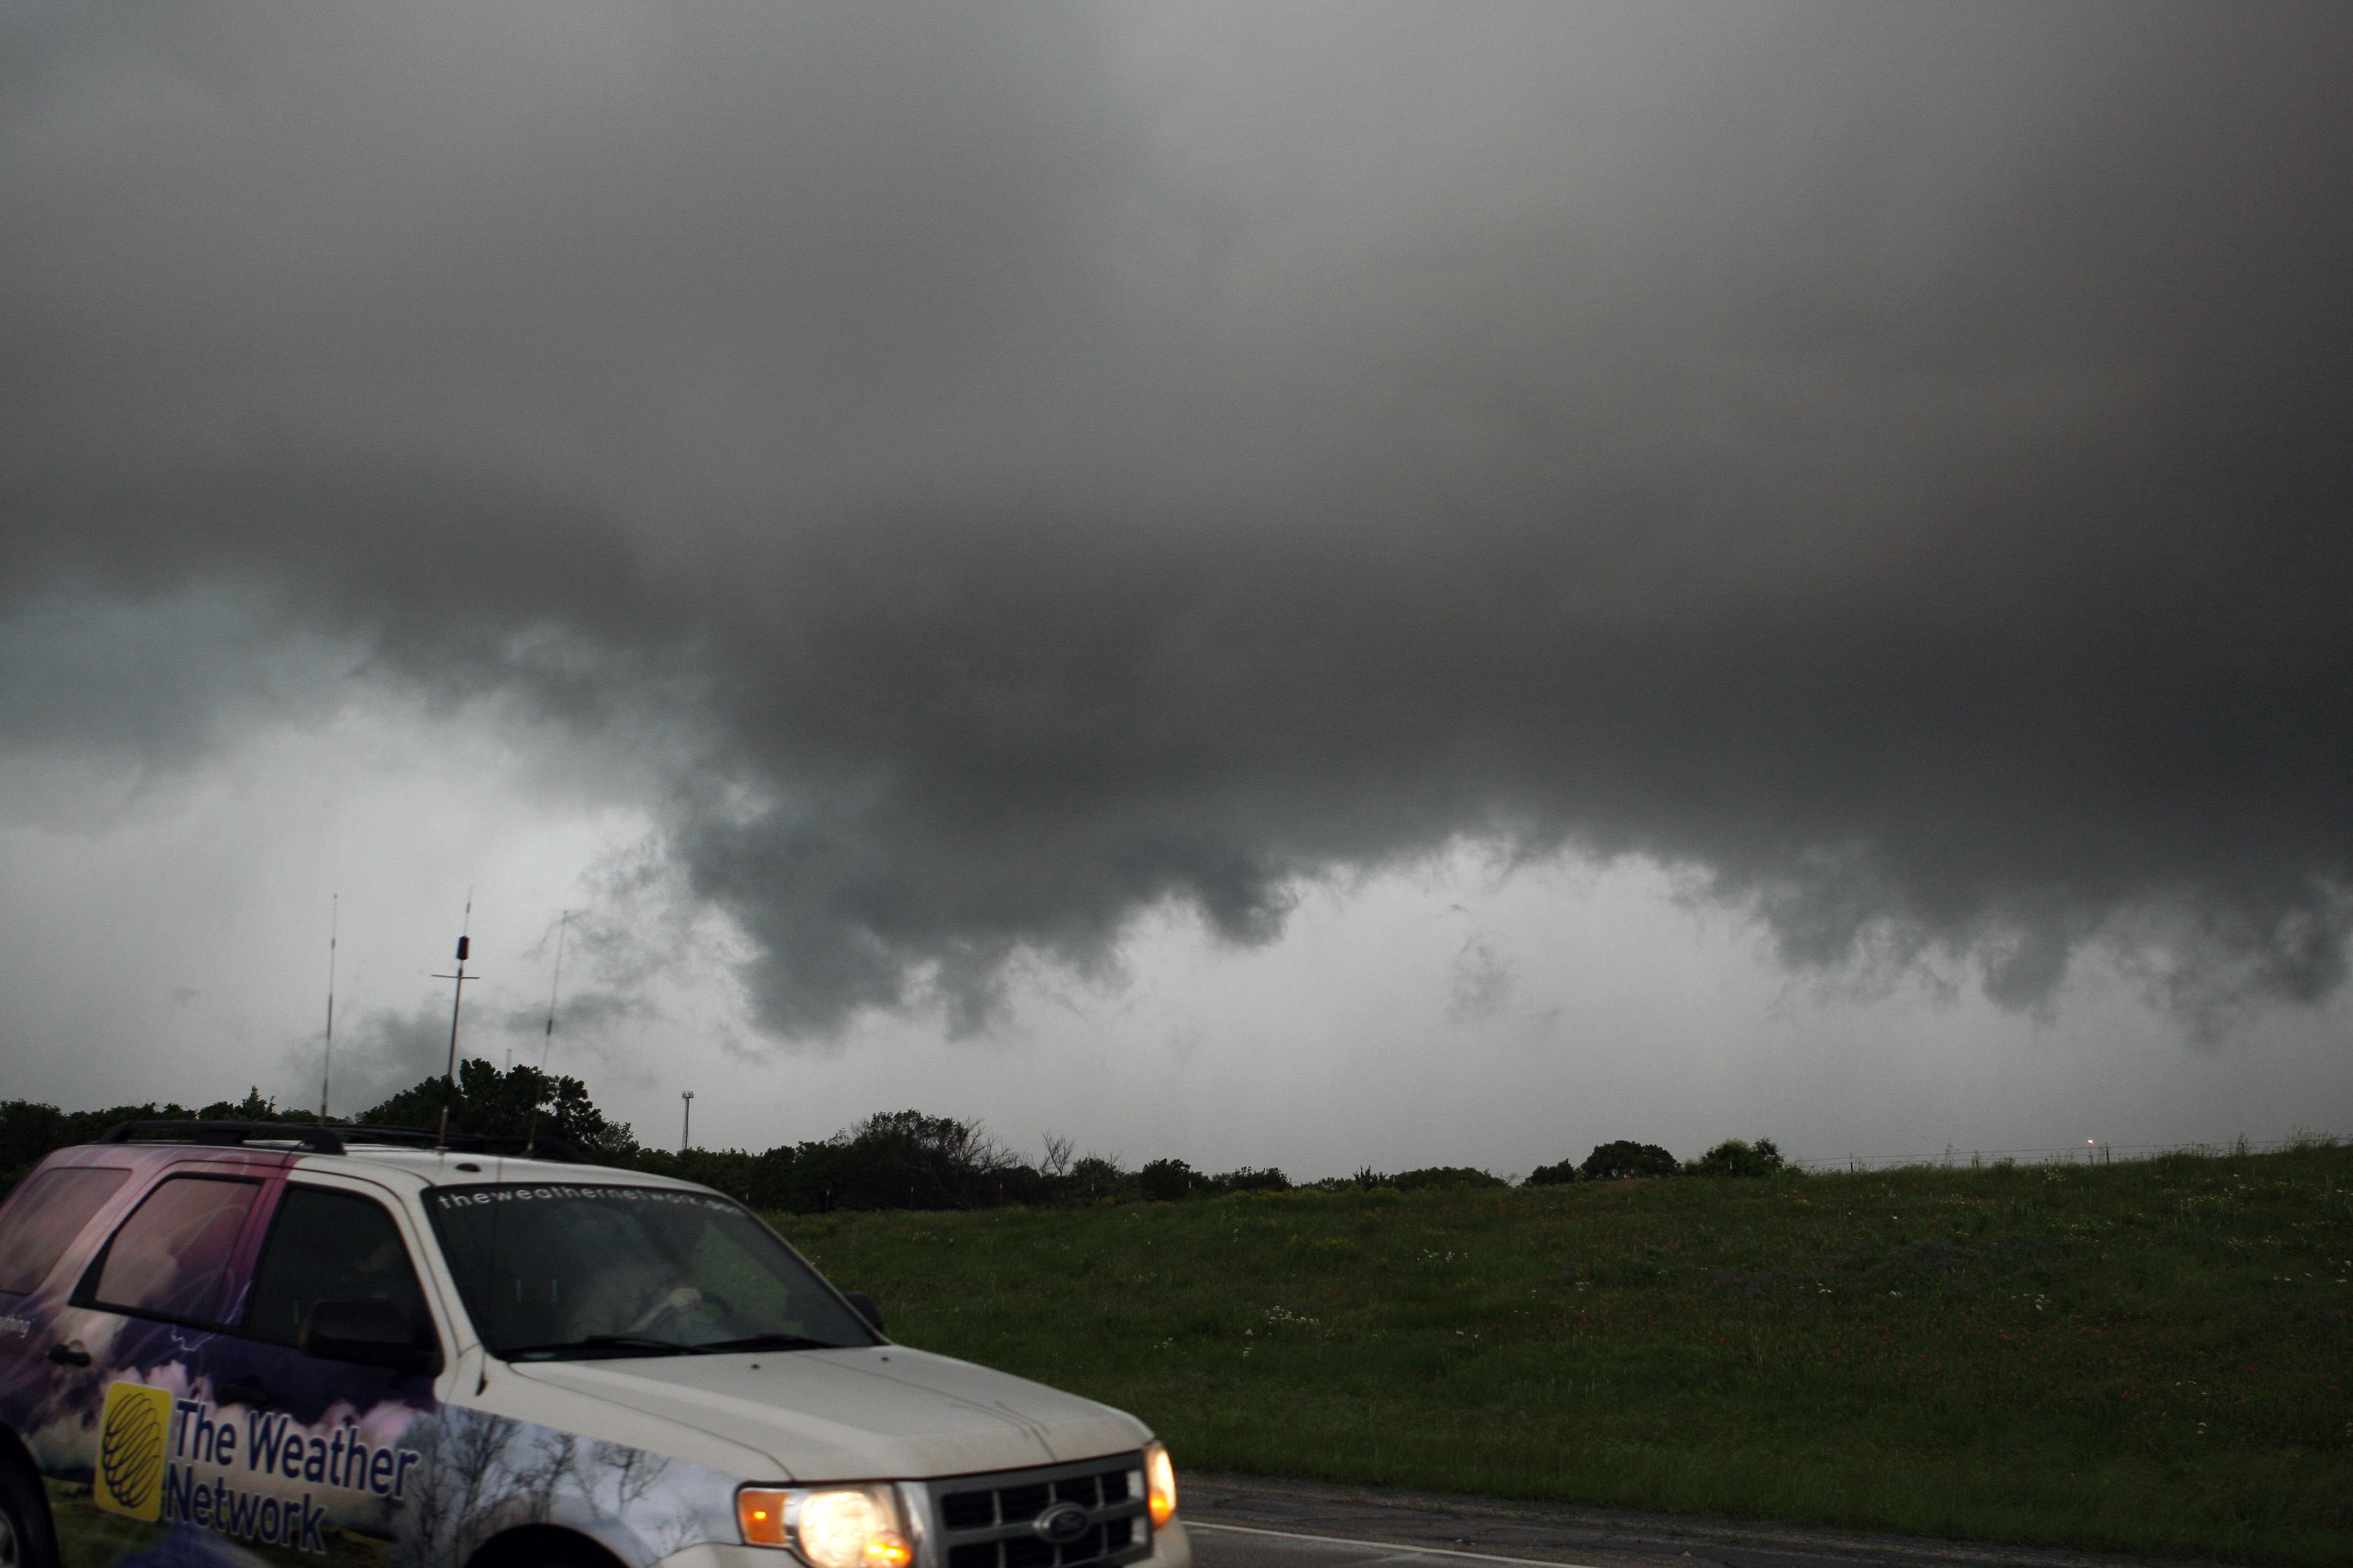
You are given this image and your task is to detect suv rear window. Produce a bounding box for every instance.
[85,1175,261,1325]
[0,1167,129,1295]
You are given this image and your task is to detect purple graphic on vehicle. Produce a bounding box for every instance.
[0,1147,738,1568]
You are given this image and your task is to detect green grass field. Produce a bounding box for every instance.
[775,1144,2353,1566]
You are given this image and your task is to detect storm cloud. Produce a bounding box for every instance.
[4,2,2350,1038]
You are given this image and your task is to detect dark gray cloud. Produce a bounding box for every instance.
[5,2,2351,1037]
[0,591,342,770]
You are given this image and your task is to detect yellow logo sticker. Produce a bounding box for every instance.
[93,1381,173,1522]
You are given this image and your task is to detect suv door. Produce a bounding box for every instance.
[46,1169,447,1568]
[154,1177,446,1566]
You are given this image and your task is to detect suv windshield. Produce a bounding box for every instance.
[425,1183,876,1359]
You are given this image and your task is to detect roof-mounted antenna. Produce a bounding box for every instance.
[432,889,475,1151]
[526,910,569,1153]
[318,895,338,1123]
[542,910,568,1072]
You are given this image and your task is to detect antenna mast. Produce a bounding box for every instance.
[543,910,568,1071]
[524,909,569,1155]
[319,895,338,1122]
[432,890,475,1150]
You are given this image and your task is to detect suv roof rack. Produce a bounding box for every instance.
[339,1126,596,1165]
[93,1120,596,1165]
[97,1120,346,1154]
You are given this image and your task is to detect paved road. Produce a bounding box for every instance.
[1179,1474,2208,1568]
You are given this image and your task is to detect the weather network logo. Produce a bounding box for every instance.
[94,1381,173,1522]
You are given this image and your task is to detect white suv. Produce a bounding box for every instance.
[0,1123,1187,1568]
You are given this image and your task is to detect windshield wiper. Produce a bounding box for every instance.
[502,1333,710,1360]
[692,1332,842,1354]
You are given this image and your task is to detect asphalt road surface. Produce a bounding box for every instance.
[1179,1475,2208,1568]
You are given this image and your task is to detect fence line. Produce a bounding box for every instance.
[1789,1131,2341,1175]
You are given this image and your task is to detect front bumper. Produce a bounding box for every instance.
[651,1520,1191,1568]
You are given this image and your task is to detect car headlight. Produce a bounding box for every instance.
[738,1484,912,1568]
[1144,1441,1177,1528]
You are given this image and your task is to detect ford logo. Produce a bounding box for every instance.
[1032,1501,1090,1546]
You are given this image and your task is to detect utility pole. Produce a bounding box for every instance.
[432,893,475,1150]
[680,1090,694,1154]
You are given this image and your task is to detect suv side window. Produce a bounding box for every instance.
[83,1175,262,1325]
[0,1167,129,1295]
[241,1186,436,1353]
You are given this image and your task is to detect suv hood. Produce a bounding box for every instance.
[511,1346,1149,1482]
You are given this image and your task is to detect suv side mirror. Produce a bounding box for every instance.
[301,1298,438,1374]
[843,1290,885,1333]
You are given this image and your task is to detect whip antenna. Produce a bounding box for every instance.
[543,910,568,1071]
[319,894,338,1122]
[526,909,569,1153]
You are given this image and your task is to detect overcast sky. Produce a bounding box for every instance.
[4,2,2350,1175]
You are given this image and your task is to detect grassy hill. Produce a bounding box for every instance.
[776,1143,2352,1566]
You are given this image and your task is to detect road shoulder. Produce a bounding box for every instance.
[1182,1472,2229,1568]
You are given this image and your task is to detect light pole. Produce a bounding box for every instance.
[680,1090,694,1155]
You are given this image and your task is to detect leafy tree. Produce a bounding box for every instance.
[194,1088,306,1123]
[0,1101,71,1191]
[790,1110,1022,1212]
[1063,1155,1125,1204]
[0,1101,69,1182]
[742,1143,803,1210]
[1687,1137,1790,1178]
[1209,1165,1290,1194]
[2,1091,320,1195]
[358,1059,639,1157]
[626,1146,778,1206]
[1522,1158,1581,1186]
[1137,1157,1207,1202]
[1578,1140,1681,1181]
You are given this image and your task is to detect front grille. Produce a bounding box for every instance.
[924,1454,1151,1568]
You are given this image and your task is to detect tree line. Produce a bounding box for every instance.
[0,1061,1790,1209]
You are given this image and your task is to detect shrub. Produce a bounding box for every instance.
[1522,1158,1581,1186]
[1064,1155,1126,1203]
[797,1110,1025,1211]
[1687,1137,1788,1178]
[1391,1165,1509,1191]
[1138,1157,1209,1201]
[1578,1140,1681,1181]
[1211,1165,1290,1193]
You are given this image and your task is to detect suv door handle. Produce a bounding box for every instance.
[46,1343,91,1367]
[218,1378,272,1407]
